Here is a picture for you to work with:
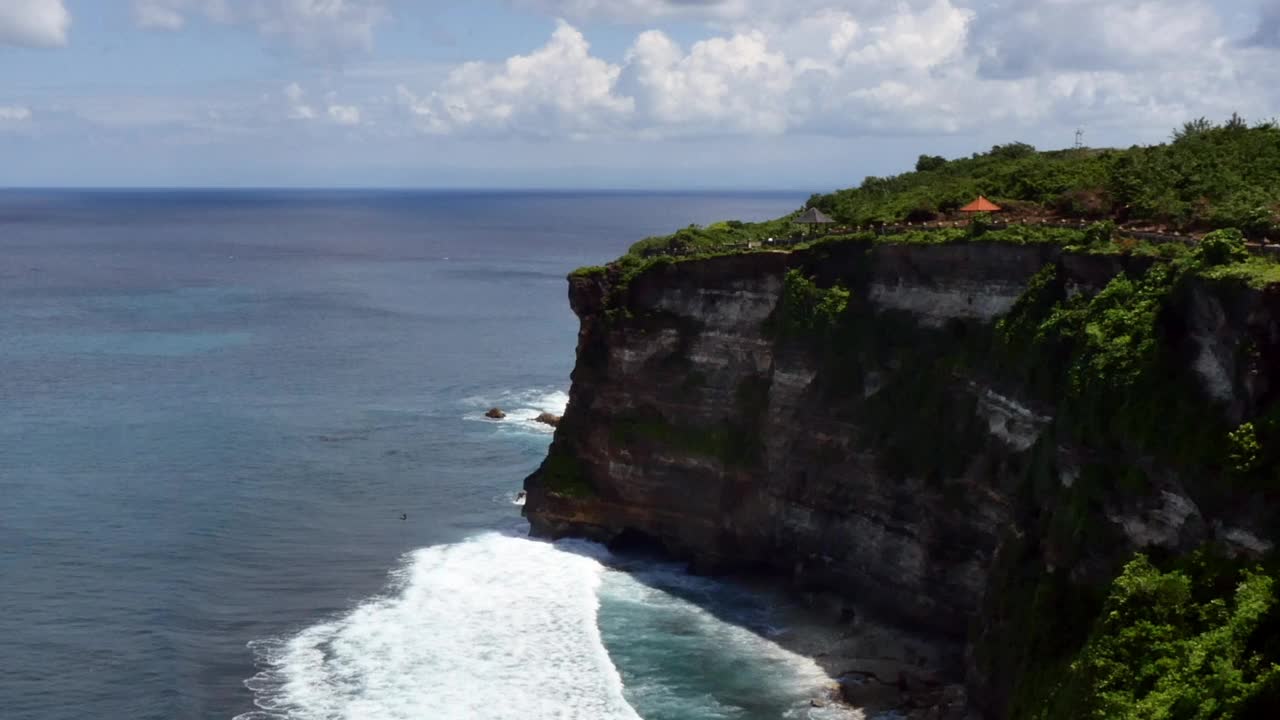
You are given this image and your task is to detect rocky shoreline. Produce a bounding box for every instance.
[729,580,974,719]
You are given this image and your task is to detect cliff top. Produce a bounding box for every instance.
[579,117,1280,290]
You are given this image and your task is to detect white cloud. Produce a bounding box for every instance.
[327,104,361,125]
[284,82,317,119]
[397,20,632,137]
[133,0,388,55]
[134,1,185,30]
[0,0,70,47]
[0,104,32,121]
[971,0,1223,78]
[620,29,792,134]
[512,0,943,26]
[284,83,364,126]
[18,0,1277,162]
[401,1,1275,143]
[516,0,736,23]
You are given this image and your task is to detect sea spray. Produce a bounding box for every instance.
[464,388,570,435]
[239,534,640,720]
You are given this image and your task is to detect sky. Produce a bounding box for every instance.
[0,0,1278,189]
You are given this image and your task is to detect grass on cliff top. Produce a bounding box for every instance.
[573,118,1280,291]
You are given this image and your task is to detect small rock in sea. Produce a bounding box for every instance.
[535,412,561,427]
[485,407,506,420]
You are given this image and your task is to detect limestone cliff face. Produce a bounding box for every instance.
[523,240,1280,717]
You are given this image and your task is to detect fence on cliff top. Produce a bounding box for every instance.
[645,218,1280,261]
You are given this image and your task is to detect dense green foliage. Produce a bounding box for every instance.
[998,263,1191,459]
[982,243,1280,718]
[775,269,850,337]
[539,449,592,498]
[625,218,794,258]
[1031,554,1280,720]
[1039,264,1171,398]
[808,119,1280,235]
[573,120,1280,297]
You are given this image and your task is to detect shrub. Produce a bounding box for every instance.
[777,269,850,337]
[1083,220,1117,247]
[1035,554,1280,720]
[1192,228,1249,267]
[1228,423,1263,475]
[915,154,947,172]
[968,212,995,239]
[540,450,592,498]
[990,142,1038,159]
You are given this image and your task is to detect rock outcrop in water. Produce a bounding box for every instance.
[523,239,1280,718]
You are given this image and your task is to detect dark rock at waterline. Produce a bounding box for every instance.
[535,412,561,427]
[485,407,506,419]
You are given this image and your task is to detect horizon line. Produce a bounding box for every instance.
[0,185,818,195]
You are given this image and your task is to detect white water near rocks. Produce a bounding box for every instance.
[463,388,570,435]
[239,534,641,720]
[238,530,848,720]
[598,565,850,719]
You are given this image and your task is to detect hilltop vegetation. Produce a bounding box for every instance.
[606,117,1280,263]
[807,116,1280,236]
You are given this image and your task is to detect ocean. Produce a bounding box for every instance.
[0,190,854,720]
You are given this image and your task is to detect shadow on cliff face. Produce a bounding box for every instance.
[551,535,968,717]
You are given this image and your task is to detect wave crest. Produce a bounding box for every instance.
[238,534,640,720]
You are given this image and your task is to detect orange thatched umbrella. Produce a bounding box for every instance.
[959,196,1002,213]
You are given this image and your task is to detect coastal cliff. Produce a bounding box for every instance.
[523,238,1280,718]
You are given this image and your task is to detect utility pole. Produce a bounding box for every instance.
[1074,128,1085,150]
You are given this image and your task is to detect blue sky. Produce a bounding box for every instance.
[1,0,1278,189]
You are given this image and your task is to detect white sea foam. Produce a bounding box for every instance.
[463,388,570,435]
[238,534,641,720]
[598,567,848,719]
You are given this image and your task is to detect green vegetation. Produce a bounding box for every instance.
[809,119,1280,235]
[625,218,794,259]
[570,265,607,279]
[980,238,1280,717]
[576,119,1280,308]
[775,269,850,337]
[1027,553,1280,720]
[1039,264,1171,398]
[994,226,1270,475]
[539,449,593,498]
[610,414,756,467]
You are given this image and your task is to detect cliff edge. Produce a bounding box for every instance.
[524,238,1280,718]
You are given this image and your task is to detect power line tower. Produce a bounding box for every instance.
[1074,128,1085,150]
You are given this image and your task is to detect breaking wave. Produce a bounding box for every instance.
[237,534,640,720]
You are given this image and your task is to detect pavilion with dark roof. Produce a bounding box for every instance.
[794,207,835,234]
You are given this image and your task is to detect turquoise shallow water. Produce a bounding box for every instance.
[0,190,853,720]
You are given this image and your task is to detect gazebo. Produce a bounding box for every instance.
[794,207,835,234]
[959,196,1002,213]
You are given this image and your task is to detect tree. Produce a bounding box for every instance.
[990,142,1037,159]
[915,154,947,172]
[1173,117,1215,141]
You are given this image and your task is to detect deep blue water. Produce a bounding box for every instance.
[0,190,853,720]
